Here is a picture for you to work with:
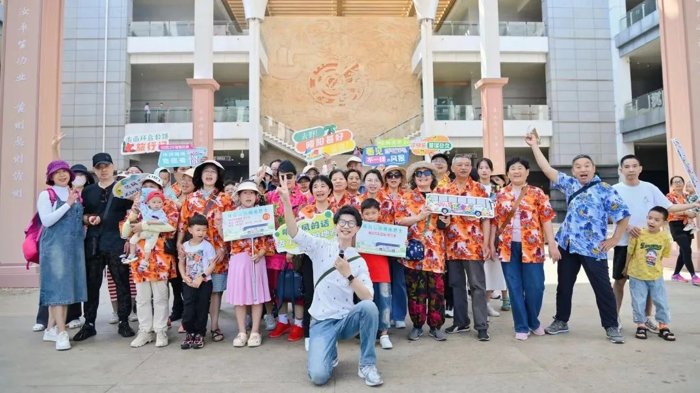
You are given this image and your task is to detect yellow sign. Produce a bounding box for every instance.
[305,140,356,162]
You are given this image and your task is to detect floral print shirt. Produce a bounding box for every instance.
[395,188,446,273]
[359,189,396,225]
[329,191,361,211]
[298,203,337,220]
[666,192,687,223]
[494,185,556,263]
[552,173,630,258]
[437,178,489,261]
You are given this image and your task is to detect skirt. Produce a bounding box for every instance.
[484,256,507,291]
[226,253,271,306]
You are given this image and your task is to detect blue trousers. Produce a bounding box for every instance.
[374,283,392,331]
[629,277,671,324]
[389,257,407,323]
[307,300,379,386]
[501,242,545,334]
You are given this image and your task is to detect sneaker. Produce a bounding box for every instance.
[72,323,96,341]
[477,329,490,341]
[246,314,253,331]
[67,318,83,329]
[122,254,138,264]
[395,320,407,329]
[269,322,291,338]
[233,332,248,347]
[408,327,424,341]
[118,321,136,338]
[683,223,695,231]
[43,326,58,342]
[109,312,119,324]
[248,332,262,347]
[192,333,204,349]
[544,319,569,335]
[55,331,71,351]
[379,334,393,349]
[181,333,193,349]
[445,307,454,318]
[490,293,502,300]
[332,357,339,368]
[288,325,304,342]
[32,323,46,332]
[606,326,625,344]
[445,325,471,334]
[263,314,277,331]
[672,274,689,283]
[130,331,154,348]
[692,275,700,286]
[645,317,659,334]
[515,332,529,341]
[155,331,169,347]
[429,329,447,341]
[530,326,545,336]
[501,298,511,311]
[128,312,138,322]
[137,260,149,273]
[305,337,310,352]
[487,304,501,317]
[358,365,384,387]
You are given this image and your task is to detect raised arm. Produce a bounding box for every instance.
[51,132,66,161]
[278,179,299,238]
[525,131,558,183]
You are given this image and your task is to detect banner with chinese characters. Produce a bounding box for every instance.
[425,193,495,218]
[159,143,195,151]
[113,174,149,199]
[671,139,700,192]
[356,222,408,258]
[222,205,275,241]
[121,132,170,155]
[292,124,356,161]
[273,211,335,255]
[410,135,453,156]
[361,145,410,167]
[376,138,410,148]
[157,147,207,168]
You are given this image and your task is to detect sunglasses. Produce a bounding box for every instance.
[415,169,433,178]
[386,172,402,179]
[280,173,295,180]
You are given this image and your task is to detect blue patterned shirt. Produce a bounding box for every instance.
[552,173,630,258]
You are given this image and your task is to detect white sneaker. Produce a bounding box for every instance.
[33,323,46,332]
[128,312,138,322]
[109,312,119,324]
[130,331,154,348]
[305,337,310,352]
[55,331,71,351]
[487,305,501,317]
[155,331,169,347]
[43,326,58,342]
[379,334,393,349]
[67,318,83,329]
[445,308,454,318]
[395,320,407,329]
[264,314,276,331]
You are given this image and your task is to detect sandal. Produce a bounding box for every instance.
[247,332,262,347]
[635,327,647,340]
[211,329,225,342]
[233,332,248,347]
[658,328,676,341]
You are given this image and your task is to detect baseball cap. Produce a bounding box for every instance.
[297,173,310,182]
[147,191,166,203]
[92,152,113,168]
[347,156,362,164]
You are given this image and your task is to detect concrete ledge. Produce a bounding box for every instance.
[0,264,39,288]
[615,10,659,57]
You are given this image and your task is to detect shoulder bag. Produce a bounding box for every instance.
[567,181,601,206]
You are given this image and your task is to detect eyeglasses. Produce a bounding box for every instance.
[280,173,295,180]
[386,172,402,179]
[415,169,433,178]
[337,219,357,228]
[432,159,447,165]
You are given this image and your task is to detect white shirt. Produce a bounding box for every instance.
[37,186,71,227]
[292,230,373,321]
[613,181,672,246]
[144,104,150,113]
[182,240,216,281]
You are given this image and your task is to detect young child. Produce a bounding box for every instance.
[684,182,699,234]
[179,214,217,349]
[623,206,676,341]
[222,181,271,348]
[122,190,172,272]
[359,198,393,350]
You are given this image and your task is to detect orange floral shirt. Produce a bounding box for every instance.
[494,185,556,263]
[171,183,182,198]
[359,189,395,225]
[666,192,687,223]
[436,178,489,261]
[230,237,268,257]
[395,189,446,273]
[180,189,234,274]
[330,192,361,211]
[298,203,337,220]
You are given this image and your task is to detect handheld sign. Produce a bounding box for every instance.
[356,222,408,258]
[362,145,410,167]
[159,143,195,151]
[158,147,207,168]
[273,211,335,255]
[671,139,700,192]
[113,174,148,199]
[222,205,275,241]
[410,135,453,156]
[376,138,410,148]
[122,132,169,155]
[425,193,495,218]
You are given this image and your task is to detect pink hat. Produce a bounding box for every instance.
[46,160,75,185]
[147,191,165,203]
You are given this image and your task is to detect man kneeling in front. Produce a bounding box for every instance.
[278,178,383,387]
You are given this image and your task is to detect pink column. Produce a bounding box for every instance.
[0,0,64,287]
[475,78,509,175]
[187,78,220,159]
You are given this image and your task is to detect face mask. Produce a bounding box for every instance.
[73,175,87,187]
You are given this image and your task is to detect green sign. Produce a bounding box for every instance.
[426,141,453,150]
[273,210,335,255]
[292,124,336,143]
[376,138,410,148]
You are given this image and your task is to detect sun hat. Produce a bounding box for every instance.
[147,191,165,203]
[194,159,225,190]
[406,161,438,180]
[347,156,362,164]
[140,174,163,188]
[184,168,195,178]
[382,165,406,180]
[46,160,75,185]
[236,181,261,195]
[302,164,319,174]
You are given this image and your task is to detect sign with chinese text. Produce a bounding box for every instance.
[361,146,410,167]
[157,147,207,168]
[376,138,410,148]
[222,205,275,241]
[410,135,453,156]
[356,222,408,258]
[671,139,700,192]
[121,132,170,155]
[292,124,333,144]
[273,211,335,255]
[425,193,495,218]
[113,174,148,199]
[159,143,195,151]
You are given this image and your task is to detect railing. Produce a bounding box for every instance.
[372,114,423,143]
[436,21,480,36]
[624,88,664,118]
[261,116,297,149]
[435,21,545,37]
[620,0,657,30]
[214,106,249,122]
[128,106,249,124]
[128,21,244,37]
[433,105,549,121]
[435,105,476,120]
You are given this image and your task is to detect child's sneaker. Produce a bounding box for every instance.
[192,333,204,349]
[137,259,149,273]
[672,274,689,283]
[181,333,193,349]
[692,275,700,286]
[122,254,138,264]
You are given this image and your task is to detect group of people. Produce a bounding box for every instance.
[33,132,700,387]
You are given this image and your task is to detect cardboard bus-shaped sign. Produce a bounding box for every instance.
[425,193,495,219]
[410,135,453,156]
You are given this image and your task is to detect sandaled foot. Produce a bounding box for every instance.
[635,327,647,340]
[211,329,225,342]
[658,328,676,341]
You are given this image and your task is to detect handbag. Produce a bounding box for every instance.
[276,262,304,307]
[85,191,114,259]
[405,215,431,261]
[495,186,529,250]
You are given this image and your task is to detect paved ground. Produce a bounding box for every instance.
[1,261,699,393]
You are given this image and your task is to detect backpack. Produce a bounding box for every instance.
[23,188,57,268]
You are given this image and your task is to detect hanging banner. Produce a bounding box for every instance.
[121,132,169,155]
[273,211,335,255]
[671,138,700,192]
[222,205,275,241]
[113,174,148,199]
[410,135,453,156]
[376,138,410,148]
[362,146,410,167]
[157,147,207,168]
[356,222,408,258]
[425,193,495,218]
[159,143,195,151]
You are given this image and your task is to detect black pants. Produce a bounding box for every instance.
[555,247,618,329]
[169,268,184,318]
[301,255,314,338]
[673,235,696,276]
[84,251,132,325]
[182,281,212,335]
[444,269,453,308]
[36,303,82,326]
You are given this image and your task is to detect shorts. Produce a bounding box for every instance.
[612,246,627,281]
[211,273,228,293]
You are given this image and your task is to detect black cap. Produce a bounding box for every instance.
[71,164,89,175]
[431,153,449,164]
[278,160,297,175]
[92,153,113,168]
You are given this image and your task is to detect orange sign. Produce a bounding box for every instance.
[294,129,353,154]
[410,135,453,156]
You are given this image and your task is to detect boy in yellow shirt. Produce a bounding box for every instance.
[623,206,675,341]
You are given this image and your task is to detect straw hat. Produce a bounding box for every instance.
[236,181,260,195]
[382,165,406,180]
[406,161,439,180]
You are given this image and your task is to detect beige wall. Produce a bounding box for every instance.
[261,17,421,148]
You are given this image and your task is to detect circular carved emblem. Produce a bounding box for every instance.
[308,59,367,107]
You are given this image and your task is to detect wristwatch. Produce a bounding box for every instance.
[346,274,355,284]
[201,273,207,279]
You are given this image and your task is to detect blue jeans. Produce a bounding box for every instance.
[307,300,378,386]
[389,258,407,323]
[629,277,671,324]
[501,242,545,334]
[374,283,391,331]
